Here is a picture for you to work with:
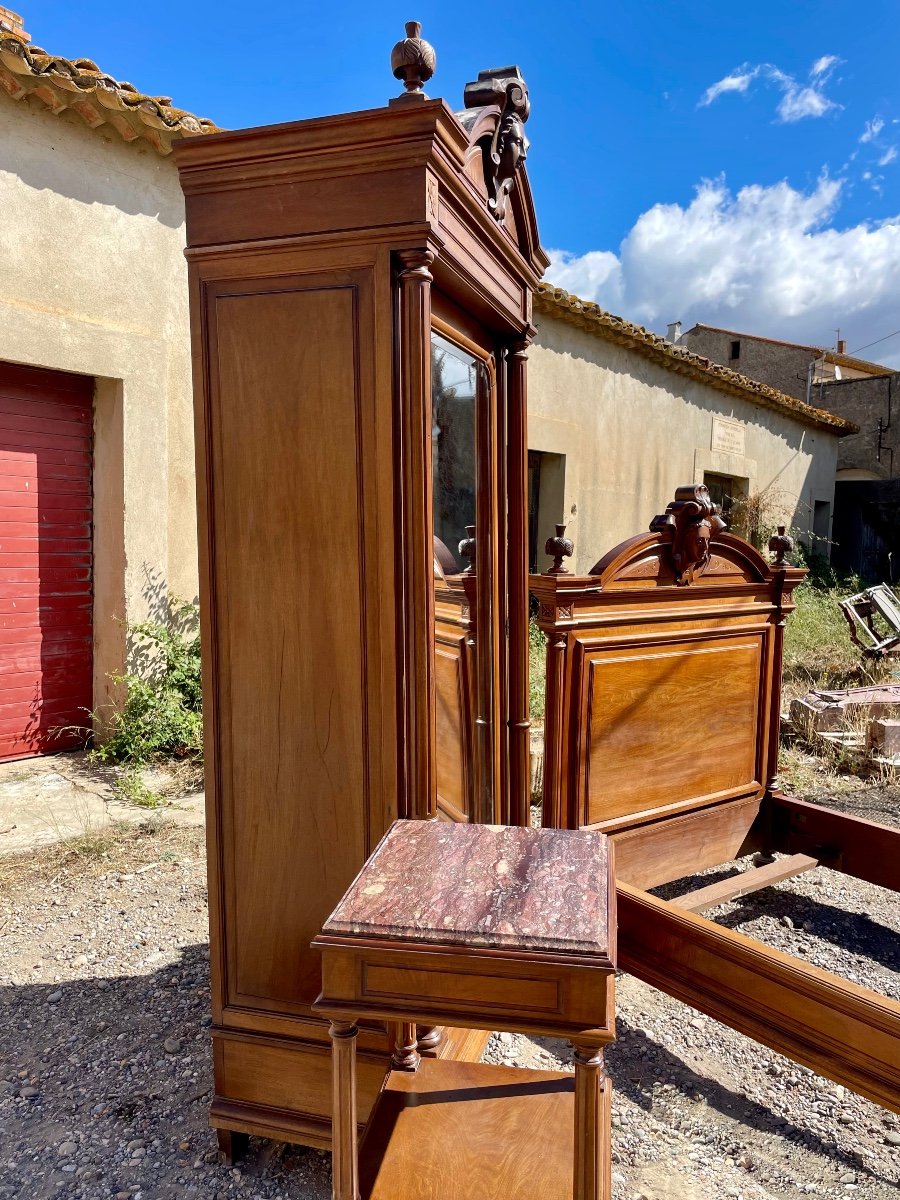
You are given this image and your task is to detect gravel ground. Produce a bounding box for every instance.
[1,786,898,1200]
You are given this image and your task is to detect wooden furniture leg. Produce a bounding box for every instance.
[329,1020,360,1200]
[572,1042,611,1200]
[416,1024,443,1052]
[216,1128,249,1164]
[390,1022,421,1071]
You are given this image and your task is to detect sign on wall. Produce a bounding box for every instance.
[711,417,746,457]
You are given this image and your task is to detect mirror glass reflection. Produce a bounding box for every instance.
[431,332,477,573]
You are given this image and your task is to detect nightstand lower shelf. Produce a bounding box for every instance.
[359,1057,576,1200]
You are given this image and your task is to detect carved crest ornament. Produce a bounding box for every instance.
[650,485,727,586]
[462,67,531,222]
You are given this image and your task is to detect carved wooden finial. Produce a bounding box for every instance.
[459,525,476,573]
[390,21,436,102]
[545,523,574,575]
[650,485,727,586]
[768,525,794,566]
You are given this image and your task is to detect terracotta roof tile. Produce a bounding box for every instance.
[0,26,218,154]
[535,285,858,436]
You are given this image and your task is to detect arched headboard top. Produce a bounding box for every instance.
[590,484,775,591]
[588,529,775,592]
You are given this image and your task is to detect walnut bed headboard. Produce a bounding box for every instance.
[531,487,805,867]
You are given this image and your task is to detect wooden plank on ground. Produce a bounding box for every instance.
[618,882,900,1114]
[671,854,818,913]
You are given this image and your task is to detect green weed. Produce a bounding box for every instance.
[529,617,547,723]
[92,598,202,772]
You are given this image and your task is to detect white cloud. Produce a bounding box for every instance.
[879,146,898,166]
[545,249,624,312]
[546,176,900,368]
[700,57,841,123]
[860,117,885,143]
[700,67,758,106]
[777,85,835,122]
[811,54,840,77]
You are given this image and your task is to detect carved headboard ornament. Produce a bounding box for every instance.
[649,485,727,586]
[461,67,531,222]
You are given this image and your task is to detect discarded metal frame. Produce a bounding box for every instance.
[840,584,900,657]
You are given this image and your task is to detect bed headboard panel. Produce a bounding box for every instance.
[531,487,804,837]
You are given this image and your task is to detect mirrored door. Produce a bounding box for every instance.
[430,313,502,825]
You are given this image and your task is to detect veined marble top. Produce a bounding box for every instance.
[322,820,611,958]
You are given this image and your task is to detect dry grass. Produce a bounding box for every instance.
[0,818,201,895]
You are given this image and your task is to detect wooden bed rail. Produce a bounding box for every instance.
[618,882,900,1114]
[770,794,900,892]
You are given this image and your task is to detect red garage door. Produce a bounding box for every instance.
[0,362,93,761]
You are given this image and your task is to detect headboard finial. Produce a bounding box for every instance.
[768,525,794,567]
[544,523,574,574]
[459,525,477,574]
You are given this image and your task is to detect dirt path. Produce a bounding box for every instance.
[2,814,898,1199]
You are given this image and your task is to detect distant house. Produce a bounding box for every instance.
[529,288,856,573]
[676,322,890,404]
[0,8,214,759]
[673,318,897,579]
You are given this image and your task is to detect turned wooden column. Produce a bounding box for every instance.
[766,562,789,798]
[536,588,569,830]
[390,1021,422,1071]
[473,359,503,824]
[572,1042,611,1200]
[329,1020,360,1200]
[396,248,437,822]
[506,334,534,827]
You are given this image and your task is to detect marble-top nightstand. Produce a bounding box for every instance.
[312,819,616,1200]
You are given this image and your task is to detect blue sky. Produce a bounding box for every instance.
[19,1,900,362]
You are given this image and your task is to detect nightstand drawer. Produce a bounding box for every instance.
[316,942,614,1040]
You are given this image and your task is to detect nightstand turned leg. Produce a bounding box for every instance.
[572,1043,611,1200]
[390,1021,421,1071]
[329,1020,360,1200]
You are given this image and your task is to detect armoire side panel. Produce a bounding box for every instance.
[210,282,370,1011]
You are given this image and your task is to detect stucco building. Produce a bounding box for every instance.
[672,317,895,578]
[0,9,213,757]
[529,288,855,573]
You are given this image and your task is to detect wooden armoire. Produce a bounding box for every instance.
[175,30,547,1154]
